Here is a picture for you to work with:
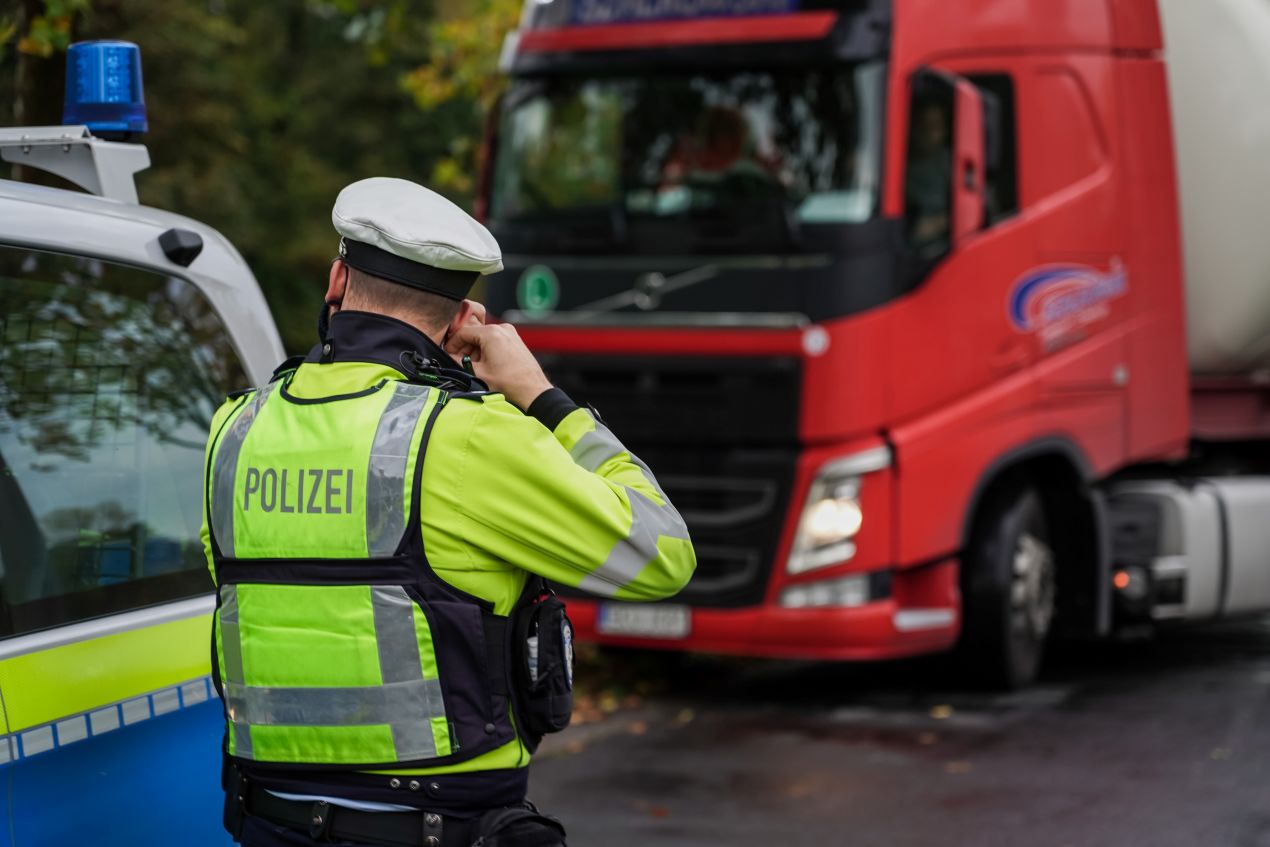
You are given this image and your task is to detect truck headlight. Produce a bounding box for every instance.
[786,447,890,575]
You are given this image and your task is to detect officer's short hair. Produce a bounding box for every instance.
[343,266,462,331]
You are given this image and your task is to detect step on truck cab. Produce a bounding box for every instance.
[480,0,1270,687]
[0,42,282,845]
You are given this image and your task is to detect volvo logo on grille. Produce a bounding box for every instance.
[633,272,666,310]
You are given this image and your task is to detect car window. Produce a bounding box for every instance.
[0,245,247,636]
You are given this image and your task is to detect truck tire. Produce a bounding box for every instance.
[958,484,1056,689]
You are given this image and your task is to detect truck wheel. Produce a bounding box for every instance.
[959,485,1056,689]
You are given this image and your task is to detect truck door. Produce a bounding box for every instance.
[888,61,1034,431]
[0,244,242,846]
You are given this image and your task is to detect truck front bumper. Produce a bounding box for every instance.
[568,558,961,662]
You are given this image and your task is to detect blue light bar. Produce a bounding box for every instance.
[62,40,148,137]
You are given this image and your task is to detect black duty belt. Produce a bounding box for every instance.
[248,783,472,847]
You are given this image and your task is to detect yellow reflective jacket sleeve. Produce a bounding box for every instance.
[432,391,696,603]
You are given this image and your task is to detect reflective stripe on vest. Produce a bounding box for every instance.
[217,582,252,759]
[367,384,431,557]
[211,382,277,559]
[210,380,457,765]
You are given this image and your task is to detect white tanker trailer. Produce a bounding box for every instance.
[1161,0,1270,375]
[1106,0,1270,627]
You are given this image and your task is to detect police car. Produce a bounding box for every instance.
[0,42,282,845]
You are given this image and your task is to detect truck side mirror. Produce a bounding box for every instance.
[951,77,986,246]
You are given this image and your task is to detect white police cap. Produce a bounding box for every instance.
[332,176,502,301]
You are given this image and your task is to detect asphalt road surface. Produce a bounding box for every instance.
[531,620,1270,847]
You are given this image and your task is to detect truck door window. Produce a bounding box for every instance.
[904,77,955,259]
[0,246,246,636]
[966,73,1019,225]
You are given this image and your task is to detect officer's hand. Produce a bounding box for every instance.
[444,323,552,410]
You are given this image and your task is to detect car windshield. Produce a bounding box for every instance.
[490,62,886,242]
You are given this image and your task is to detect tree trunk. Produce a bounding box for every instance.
[13,0,80,183]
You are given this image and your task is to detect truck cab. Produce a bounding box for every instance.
[0,42,281,845]
[478,0,1266,687]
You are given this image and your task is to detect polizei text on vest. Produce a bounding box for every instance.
[243,467,355,513]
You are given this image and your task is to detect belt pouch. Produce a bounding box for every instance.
[509,589,574,747]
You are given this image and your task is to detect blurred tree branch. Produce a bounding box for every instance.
[0,0,520,355]
[401,0,518,197]
[4,0,93,127]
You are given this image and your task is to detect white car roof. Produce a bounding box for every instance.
[0,177,285,386]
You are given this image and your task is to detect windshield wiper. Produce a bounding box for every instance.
[573,263,720,314]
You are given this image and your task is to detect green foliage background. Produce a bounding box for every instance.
[0,0,518,353]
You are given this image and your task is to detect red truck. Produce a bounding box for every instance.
[479,0,1270,686]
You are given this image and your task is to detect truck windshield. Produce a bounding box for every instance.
[490,62,885,246]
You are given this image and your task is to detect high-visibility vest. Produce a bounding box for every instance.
[205,373,516,769]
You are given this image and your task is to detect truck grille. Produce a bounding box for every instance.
[539,354,801,608]
[536,353,799,446]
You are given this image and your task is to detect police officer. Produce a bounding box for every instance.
[202,177,696,846]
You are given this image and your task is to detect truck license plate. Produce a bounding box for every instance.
[597,604,691,639]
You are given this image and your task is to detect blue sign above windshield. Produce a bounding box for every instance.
[571,0,799,25]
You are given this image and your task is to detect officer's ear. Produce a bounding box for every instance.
[444,299,478,342]
[326,259,349,308]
